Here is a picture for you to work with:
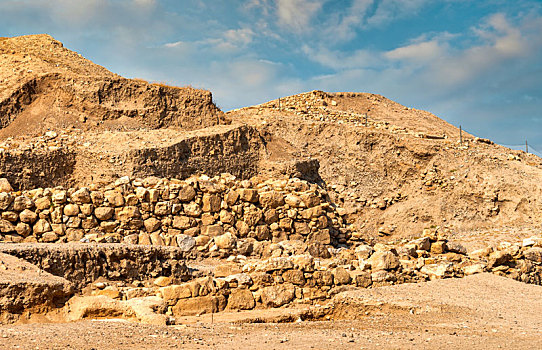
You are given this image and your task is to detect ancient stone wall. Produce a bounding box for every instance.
[86,233,542,318]
[0,174,352,257]
[0,243,190,289]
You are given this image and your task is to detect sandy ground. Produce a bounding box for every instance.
[0,273,539,350]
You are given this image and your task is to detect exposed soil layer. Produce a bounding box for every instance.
[0,243,190,289]
[0,252,73,324]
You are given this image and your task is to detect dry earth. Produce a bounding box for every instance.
[0,274,540,349]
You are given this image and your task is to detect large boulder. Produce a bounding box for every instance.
[261,283,295,308]
[226,289,255,310]
[368,251,399,271]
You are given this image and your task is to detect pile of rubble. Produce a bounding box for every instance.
[254,90,444,138]
[75,229,541,321]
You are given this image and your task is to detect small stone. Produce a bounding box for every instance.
[354,271,372,288]
[214,232,237,250]
[411,237,431,251]
[201,224,224,237]
[144,217,161,232]
[445,242,467,255]
[178,185,196,202]
[94,206,114,221]
[150,231,165,245]
[524,247,542,263]
[463,264,486,275]
[15,222,31,236]
[239,188,259,203]
[2,211,18,222]
[259,191,285,208]
[355,244,374,260]
[172,295,226,317]
[154,202,171,216]
[430,241,447,254]
[35,197,52,211]
[117,206,140,222]
[33,219,51,234]
[19,209,38,223]
[282,270,306,285]
[104,190,124,207]
[52,191,67,204]
[95,282,106,289]
[420,263,454,280]
[160,285,192,303]
[202,194,221,212]
[176,234,196,252]
[41,231,58,242]
[488,250,512,268]
[0,178,13,192]
[0,192,13,210]
[71,188,91,204]
[184,202,202,217]
[332,267,352,285]
[138,232,152,245]
[63,203,80,216]
[13,196,34,211]
[284,194,302,207]
[0,219,15,233]
[154,276,172,287]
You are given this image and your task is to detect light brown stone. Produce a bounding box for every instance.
[226,289,255,310]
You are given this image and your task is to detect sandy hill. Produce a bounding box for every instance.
[230,90,542,240]
[0,34,541,242]
[0,34,226,137]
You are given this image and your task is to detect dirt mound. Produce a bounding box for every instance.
[0,34,226,137]
[230,91,542,239]
[257,90,463,138]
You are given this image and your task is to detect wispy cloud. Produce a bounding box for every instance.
[276,0,323,33]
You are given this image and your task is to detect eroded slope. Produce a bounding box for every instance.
[0,34,226,136]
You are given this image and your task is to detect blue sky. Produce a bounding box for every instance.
[1,0,542,152]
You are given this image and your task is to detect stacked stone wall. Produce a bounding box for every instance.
[0,174,352,258]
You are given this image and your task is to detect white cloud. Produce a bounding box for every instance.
[305,11,542,92]
[302,45,381,70]
[428,13,535,86]
[276,0,323,33]
[386,40,446,62]
[222,28,255,47]
[132,0,156,8]
[163,41,184,48]
[325,0,373,41]
[165,27,255,53]
[366,0,428,27]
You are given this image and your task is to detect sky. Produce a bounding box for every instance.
[1,0,542,153]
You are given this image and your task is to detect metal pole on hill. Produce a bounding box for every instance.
[526,140,529,153]
[460,125,462,146]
